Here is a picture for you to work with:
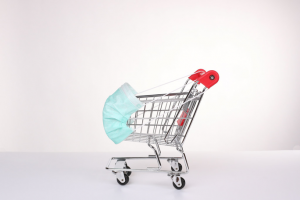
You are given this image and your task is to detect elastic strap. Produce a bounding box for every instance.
[136,71,200,95]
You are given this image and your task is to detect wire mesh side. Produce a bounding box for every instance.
[125,84,204,147]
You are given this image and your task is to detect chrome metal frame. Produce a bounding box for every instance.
[106,78,207,185]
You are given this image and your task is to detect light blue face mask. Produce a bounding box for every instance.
[103,83,143,144]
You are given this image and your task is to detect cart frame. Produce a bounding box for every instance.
[106,79,208,189]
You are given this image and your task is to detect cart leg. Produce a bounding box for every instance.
[175,140,189,173]
[115,160,126,183]
[168,159,182,171]
[147,136,162,170]
[116,171,126,183]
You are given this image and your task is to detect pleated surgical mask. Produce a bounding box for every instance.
[102,83,143,144]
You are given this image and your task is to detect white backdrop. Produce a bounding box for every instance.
[0,0,299,152]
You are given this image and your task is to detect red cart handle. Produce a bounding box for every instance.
[189,69,219,88]
[197,70,219,88]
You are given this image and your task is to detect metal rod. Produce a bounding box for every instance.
[148,136,162,170]
[164,82,198,144]
[136,92,188,98]
[181,87,207,144]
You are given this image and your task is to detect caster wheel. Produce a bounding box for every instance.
[173,177,185,190]
[116,173,129,185]
[124,165,131,176]
[171,163,182,172]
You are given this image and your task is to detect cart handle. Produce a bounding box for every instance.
[196,70,219,88]
[189,69,219,88]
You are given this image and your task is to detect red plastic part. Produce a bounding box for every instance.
[196,70,219,88]
[189,69,206,82]
[177,109,189,126]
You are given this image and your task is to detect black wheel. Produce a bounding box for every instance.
[173,177,185,190]
[171,163,182,172]
[124,165,131,176]
[116,173,129,185]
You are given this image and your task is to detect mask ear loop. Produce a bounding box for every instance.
[139,69,206,106]
[144,81,195,105]
[131,69,207,132]
[136,69,205,95]
[133,69,204,119]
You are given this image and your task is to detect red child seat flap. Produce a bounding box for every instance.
[177,109,189,126]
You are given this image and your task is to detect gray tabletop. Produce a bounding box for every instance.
[0,151,299,200]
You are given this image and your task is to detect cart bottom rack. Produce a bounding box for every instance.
[105,138,188,190]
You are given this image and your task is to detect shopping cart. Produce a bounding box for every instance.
[105,69,219,189]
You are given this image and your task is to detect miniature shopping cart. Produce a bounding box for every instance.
[105,69,219,189]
